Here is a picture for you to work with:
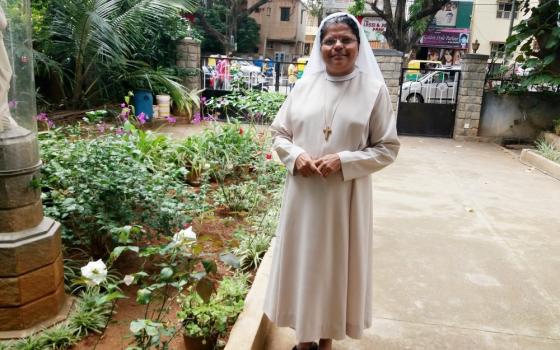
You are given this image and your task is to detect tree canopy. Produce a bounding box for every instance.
[349,0,451,52]
[506,0,560,86]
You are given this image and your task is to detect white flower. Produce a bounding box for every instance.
[123,274,134,286]
[172,226,197,245]
[81,259,108,286]
[203,163,211,170]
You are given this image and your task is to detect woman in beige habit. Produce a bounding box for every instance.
[263,12,400,350]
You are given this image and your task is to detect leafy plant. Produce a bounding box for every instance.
[535,139,560,163]
[37,323,80,349]
[68,288,115,337]
[553,118,560,136]
[212,181,265,213]
[505,0,560,89]
[33,0,199,111]
[204,89,286,123]
[177,274,249,339]
[39,129,192,255]
[232,230,272,270]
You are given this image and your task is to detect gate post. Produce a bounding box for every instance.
[372,49,403,113]
[176,37,201,92]
[454,54,489,139]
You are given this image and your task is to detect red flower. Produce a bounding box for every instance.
[265,153,272,160]
[239,127,244,135]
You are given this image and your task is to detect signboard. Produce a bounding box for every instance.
[420,28,469,49]
[433,2,458,26]
[361,17,387,42]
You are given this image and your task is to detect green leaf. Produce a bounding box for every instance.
[130,319,147,334]
[136,288,152,304]
[160,267,174,280]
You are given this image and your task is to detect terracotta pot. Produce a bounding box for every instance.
[182,334,218,350]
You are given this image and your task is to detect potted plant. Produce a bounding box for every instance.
[178,275,248,350]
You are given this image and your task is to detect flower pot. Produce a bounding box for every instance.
[182,334,218,350]
[156,94,171,118]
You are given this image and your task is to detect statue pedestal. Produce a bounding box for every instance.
[0,127,71,338]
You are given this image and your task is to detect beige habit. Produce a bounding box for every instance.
[264,68,400,342]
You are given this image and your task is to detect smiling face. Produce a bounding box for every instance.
[320,23,359,76]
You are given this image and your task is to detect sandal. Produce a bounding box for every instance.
[292,342,319,350]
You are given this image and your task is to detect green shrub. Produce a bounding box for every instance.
[39,130,193,254]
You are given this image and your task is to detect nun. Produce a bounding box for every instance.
[263,12,400,350]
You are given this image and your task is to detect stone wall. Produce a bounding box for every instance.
[479,92,560,141]
[454,54,488,138]
[373,49,404,112]
[176,38,201,92]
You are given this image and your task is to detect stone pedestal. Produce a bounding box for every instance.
[0,126,69,338]
[177,37,201,92]
[373,49,404,113]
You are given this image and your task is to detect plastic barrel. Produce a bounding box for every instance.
[133,90,154,120]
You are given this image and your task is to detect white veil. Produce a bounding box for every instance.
[303,12,385,84]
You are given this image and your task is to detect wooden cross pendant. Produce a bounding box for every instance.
[323,126,332,141]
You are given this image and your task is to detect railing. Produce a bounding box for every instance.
[484,63,560,93]
[200,56,302,95]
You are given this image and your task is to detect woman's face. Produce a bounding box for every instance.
[320,23,359,76]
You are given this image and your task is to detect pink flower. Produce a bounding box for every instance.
[192,112,201,124]
[120,103,126,108]
[97,122,107,133]
[137,112,147,125]
[166,116,177,124]
[115,127,125,135]
[35,112,48,122]
[265,153,272,161]
[239,127,244,135]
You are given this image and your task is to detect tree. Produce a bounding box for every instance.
[305,0,325,26]
[505,0,560,86]
[350,0,451,53]
[195,0,268,53]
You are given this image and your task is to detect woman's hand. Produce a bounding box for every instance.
[295,153,321,177]
[315,154,341,177]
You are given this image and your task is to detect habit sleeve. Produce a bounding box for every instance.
[270,95,306,175]
[337,86,400,181]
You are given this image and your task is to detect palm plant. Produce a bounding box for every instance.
[43,0,198,112]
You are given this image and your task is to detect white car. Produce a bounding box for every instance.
[401,68,460,104]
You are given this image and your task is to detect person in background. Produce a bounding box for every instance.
[288,57,298,91]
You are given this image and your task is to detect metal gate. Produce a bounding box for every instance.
[396,67,461,138]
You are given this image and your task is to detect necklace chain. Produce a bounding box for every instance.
[322,75,350,141]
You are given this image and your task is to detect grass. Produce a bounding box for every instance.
[535,139,560,164]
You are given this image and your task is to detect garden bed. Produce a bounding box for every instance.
[1,119,283,350]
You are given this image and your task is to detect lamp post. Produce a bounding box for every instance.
[472,39,480,53]
[263,6,271,58]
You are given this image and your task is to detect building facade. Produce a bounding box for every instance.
[416,0,474,65]
[249,0,307,62]
[469,0,536,63]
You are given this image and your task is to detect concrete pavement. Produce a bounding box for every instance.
[265,136,560,350]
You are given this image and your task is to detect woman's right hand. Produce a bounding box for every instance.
[295,153,321,177]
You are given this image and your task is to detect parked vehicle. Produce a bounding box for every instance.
[404,60,443,81]
[401,68,460,104]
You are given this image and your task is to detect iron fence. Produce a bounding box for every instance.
[484,63,560,94]
[200,56,301,96]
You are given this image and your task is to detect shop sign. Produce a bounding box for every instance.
[420,28,469,49]
[433,2,458,27]
[361,17,387,42]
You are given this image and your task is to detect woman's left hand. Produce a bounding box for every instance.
[315,154,341,177]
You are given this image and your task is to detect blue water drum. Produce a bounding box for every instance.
[133,90,154,120]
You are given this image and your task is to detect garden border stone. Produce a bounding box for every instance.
[225,239,276,350]
[520,149,560,181]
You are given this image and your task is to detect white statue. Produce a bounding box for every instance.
[0,5,18,132]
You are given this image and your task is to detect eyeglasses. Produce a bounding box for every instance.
[321,37,357,47]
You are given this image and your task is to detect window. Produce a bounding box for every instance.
[280,7,290,21]
[490,42,505,57]
[267,41,274,49]
[496,2,518,19]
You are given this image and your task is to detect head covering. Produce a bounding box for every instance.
[303,12,385,84]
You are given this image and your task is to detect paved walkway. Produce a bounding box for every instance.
[265,136,560,350]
